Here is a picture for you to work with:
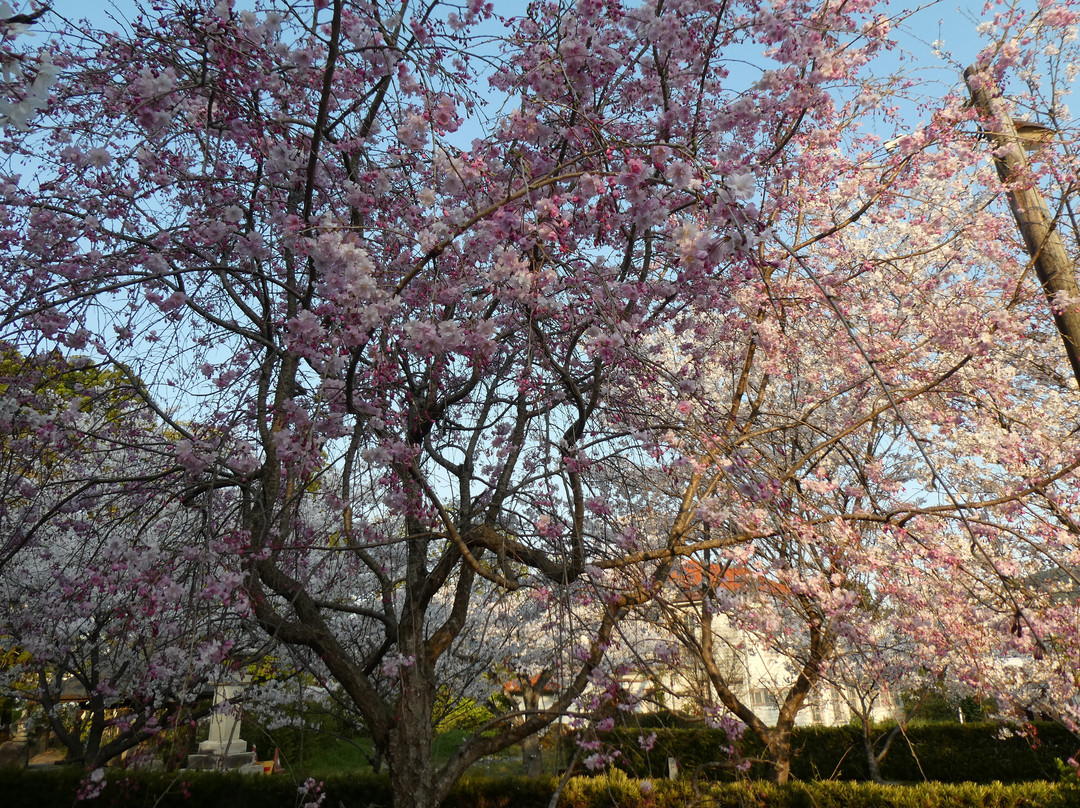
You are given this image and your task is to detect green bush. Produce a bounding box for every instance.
[0,769,393,808]
[445,775,556,808]
[901,689,995,725]
[554,777,1079,808]
[240,709,365,771]
[0,769,1077,808]
[559,769,656,808]
[606,722,1080,784]
[434,696,495,733]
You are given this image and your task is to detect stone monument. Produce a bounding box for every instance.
[186,681,262,773]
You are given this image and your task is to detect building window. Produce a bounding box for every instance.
[750,689,778,708]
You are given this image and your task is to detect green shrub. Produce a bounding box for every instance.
[240,709,364,772]
[559,770,656,808]
[0,769,1077,808]
[607,722,1079,784]
[434,696,495,733]
[446,775,556,808]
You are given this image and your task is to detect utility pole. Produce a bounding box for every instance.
[964,65,1080,388]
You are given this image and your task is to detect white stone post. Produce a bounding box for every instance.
[199,682,249,755]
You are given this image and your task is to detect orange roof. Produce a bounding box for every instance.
[503,673,558,694]
[670,560,791,598]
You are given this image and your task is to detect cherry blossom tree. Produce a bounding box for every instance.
[5,0,1080,805]
[0,348,238,768]
[0,2,58,130]
[0,504,233,768]
[569,1,1080,779]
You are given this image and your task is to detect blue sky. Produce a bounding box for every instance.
[41,0,999,86]
[40,0,1002,105]
[44,0,993,60]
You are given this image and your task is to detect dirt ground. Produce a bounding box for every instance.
[27,748,66,767]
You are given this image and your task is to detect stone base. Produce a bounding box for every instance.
[0,741,29,769]
[186,751,257,771]
[199,739,248,754]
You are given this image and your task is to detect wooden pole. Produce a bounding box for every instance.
[964,65,1080,388]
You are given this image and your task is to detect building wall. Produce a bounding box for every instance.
[621,614,895,727]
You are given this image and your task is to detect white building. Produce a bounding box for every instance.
[618,561,896,727]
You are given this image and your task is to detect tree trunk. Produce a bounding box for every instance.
[765,727,794,784]
[863,722,883,783]
[965,65,1080,387]
[82,703,105,768]
[387,740,438,808]
[521,732,543,778]
[520,683,543,778]
[386,661,439,808]
[863,721,903,784]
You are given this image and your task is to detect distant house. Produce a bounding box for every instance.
[1021,566,1080,604]
[620,560,896,728]
[998,566,1080,721]
[503,672,560,712]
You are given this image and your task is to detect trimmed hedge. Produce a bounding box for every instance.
[0,769,1078,808]
[608,722,1080,783]
[0,769,389,808]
